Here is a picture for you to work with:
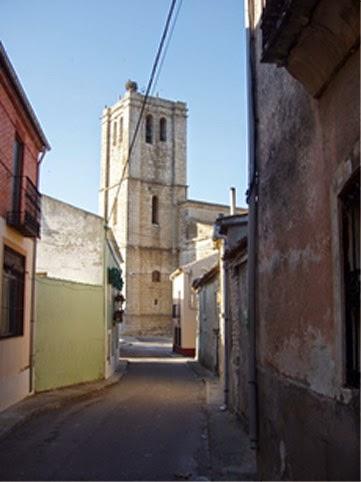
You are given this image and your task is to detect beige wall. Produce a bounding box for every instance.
[172,254,218,350]
[0,219,34,411]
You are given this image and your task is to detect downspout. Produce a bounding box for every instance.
[245,0,259,450]
[220,239,230,407]
[103,109,111,378]
[29,148,47,394]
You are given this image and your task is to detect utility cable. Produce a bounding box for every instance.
[107,0,179,225]
[151,0,183,96]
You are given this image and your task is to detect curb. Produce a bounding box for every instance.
[0,360,129,442]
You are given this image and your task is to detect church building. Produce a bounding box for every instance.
[99,81,245,335]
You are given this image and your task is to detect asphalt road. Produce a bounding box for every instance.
[0,338,210,481]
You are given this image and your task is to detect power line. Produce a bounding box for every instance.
[151,0,183,96]
[107,0,180,225]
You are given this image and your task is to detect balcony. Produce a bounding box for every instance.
[0,160,41,238]
[261,0,360,97]
[7,177,41,238]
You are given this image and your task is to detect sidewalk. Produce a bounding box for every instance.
[188,361,258,481]
[0,360,128,441]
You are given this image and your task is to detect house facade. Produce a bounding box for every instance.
[0,43,49,412]
[246,0,360,479]
[35,196,123,391]
[170,253,218,357]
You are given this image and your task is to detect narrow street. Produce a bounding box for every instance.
[0,338,211,481]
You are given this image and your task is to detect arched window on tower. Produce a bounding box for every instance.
[159,117,167,142]
[113,121,117,146]
[119,117,123,143]
[151,195,159,224]
[145,115,153,144]
[152,270,161,282]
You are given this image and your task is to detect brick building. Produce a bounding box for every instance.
[246,0,360,479]
[0,42,49,411]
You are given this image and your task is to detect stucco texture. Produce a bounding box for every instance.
[35,276,104,392]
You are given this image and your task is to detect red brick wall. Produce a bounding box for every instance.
[0,71,42,218]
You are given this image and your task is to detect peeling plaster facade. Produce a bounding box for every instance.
[247,0,360,479]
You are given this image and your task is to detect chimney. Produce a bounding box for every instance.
[230,187,236,215]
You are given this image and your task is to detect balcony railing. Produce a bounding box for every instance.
[7,176,41,238]
[0,159,41,238]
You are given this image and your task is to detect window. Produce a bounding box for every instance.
[154,299,158,306]
[1,246,25,338]
[113,121,117,146]
[112,201,118,225]
[145,115,153,144]
[119,117,123,143]
[172,303,180,319]
[12,137,23,215]
[151,195,159,224]
[341,171,360,387]
[152,270,161,282]
[159,117,167,142]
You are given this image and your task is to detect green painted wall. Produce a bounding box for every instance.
[35,276,105,392]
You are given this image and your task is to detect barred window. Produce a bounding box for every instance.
[1,246,25,338]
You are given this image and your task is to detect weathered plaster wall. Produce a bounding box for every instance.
[196,274,219,374]
[250,0,360,479]
[37,196,104,285]
[35,276,104,392]
[226,253,248,426]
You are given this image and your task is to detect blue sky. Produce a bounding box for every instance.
[1,0,248,213]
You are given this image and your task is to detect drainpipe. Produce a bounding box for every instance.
[245,0,259,450]
[29,148,47,394]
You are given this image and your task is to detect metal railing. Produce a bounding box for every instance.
[0,158,41,238]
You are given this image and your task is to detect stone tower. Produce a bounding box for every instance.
[99,81,187,335]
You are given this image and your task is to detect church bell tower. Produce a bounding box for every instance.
[99,81,187,335]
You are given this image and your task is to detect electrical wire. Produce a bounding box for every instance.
[106,0,179,225]
[151,0,183,97]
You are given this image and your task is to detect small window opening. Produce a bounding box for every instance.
[112,201,118,225]
[152,270,161,282]
[145,115,153,144]
[341,170,360,388]
[154,299,158,306]
[151,195,159,224]
[113,121,117,146]
[119,117,123,143]
[160,117,167,142]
